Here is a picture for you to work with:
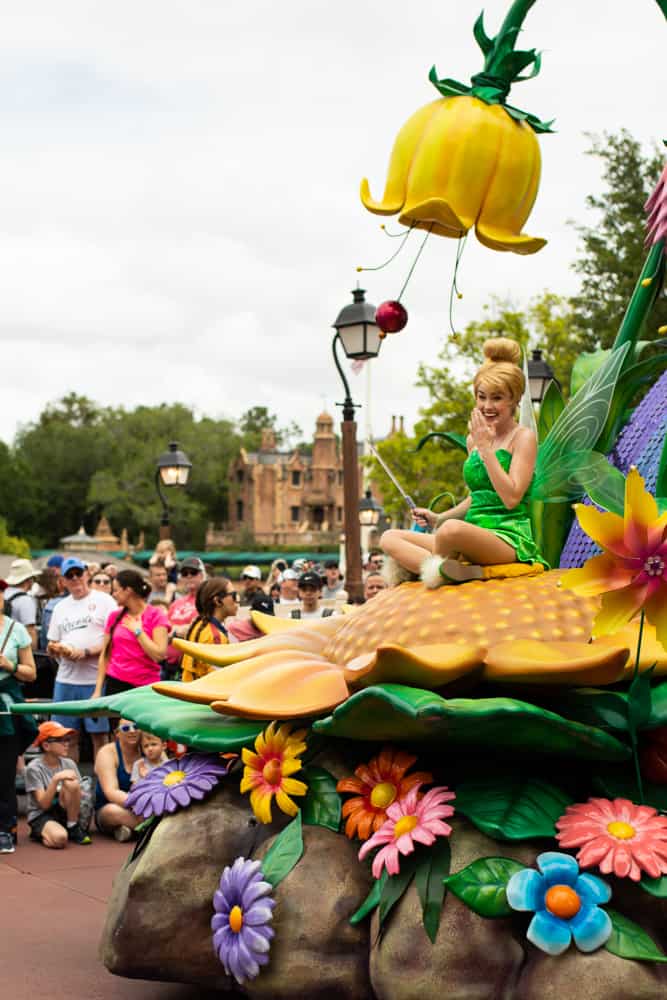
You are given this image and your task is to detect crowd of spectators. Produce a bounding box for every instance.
[0,546,387,854]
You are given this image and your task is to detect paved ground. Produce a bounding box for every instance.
[1,820,223,999]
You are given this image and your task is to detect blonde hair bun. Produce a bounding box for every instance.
[482,338,522,366]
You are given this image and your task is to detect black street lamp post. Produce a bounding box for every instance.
[155,441,192,540]
[527,348,560,404]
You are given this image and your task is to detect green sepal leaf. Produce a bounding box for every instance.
[454,777,572,841]
[261,812,303,889]
[537,379,565,443]
[444,857,524,918]
[472,12,494,55]
[414,838,451,943]
[639,875,667,898]
[301,766,342,832]
[349,872,388,925]
[605,908,667,963]
[378,852,420,931]
[414,430,468,454]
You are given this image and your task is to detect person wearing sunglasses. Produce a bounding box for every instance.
[93,718,142,841]
[180,578,239,682]
[91,573,112,592]
[46,558,117,761]
[92,570,169,700]
[164,557,206,675]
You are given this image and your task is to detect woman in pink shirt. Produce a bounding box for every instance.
[93,570,168,698]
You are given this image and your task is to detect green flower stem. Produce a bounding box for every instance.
[631,610,646,804]
[496,0,538,45]
[613,240,666,356]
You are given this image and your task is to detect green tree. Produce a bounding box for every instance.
[0,517,30,557]
[239,406,302,452]
[570,130,666,348]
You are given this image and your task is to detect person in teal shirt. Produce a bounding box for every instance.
[0,581,37,853]
[381,337,547,587]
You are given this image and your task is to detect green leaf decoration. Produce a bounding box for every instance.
[301,766,342,832]
[550,679,667,734]
[349,872,388,925]
[454,778,572,841]
[627,664,656,733]
[414,430,468,454]
[414,838,451,943]
[312,685,631,761]
[261,812,303,889]
[472,11,494,56]
[605,908,667,963]
[537,379,565,443]
[12,687,264,751]
[445,857,524,918]
[657,433,667,499]
[378,852,420,931]
[570,348,610,398]
[639,875,667,898]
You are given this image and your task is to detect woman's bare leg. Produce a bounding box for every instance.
[433,520,516,565]
[381,529,435,575]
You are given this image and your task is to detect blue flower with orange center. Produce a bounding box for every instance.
[506,851,612,956]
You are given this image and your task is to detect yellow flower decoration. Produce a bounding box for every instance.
[561,468,667,650]
[240,722,308,824]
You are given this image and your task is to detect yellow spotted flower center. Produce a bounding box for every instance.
[607,820,636,840]
[393,815,419,838]
[229,905,243,933]
[370,782,397,809]
[262,758,283,786]
[545,885,581,920]
[162,769,186,787]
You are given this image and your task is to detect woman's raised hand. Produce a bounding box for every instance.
[468,408,495,453]
[411,507,437,529]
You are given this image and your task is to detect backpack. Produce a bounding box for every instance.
[4,591,33,622]
[289,607,335,620]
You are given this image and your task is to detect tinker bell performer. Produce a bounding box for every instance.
[381,338,549,587]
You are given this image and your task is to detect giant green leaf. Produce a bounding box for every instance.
[605,909,667,963]
[445,857,524,918]
[301,766,341,832]
[537,379,565,443]
[13,687,264,751]
[312,685,631,761]
[454,778,572,841]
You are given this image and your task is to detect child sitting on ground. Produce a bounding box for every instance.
[130,730,169,784]
[24,721,91,847]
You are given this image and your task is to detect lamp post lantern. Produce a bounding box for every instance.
[332,288,381,602]
[155,441,192,539]
[527,348,560,404]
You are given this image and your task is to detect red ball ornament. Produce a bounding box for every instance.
[375,300,408,334]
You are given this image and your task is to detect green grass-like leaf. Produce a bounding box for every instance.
[454,777,572,841]
[414,838,451,943]
[378,853,419,932]
[349,872,387,925]
[445,857,524,918]
[312,685,631,761]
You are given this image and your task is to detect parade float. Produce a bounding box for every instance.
[15,1,667,996]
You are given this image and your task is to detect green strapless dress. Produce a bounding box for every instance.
[462,449,549,568]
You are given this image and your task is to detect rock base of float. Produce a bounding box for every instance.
[101,797,667,999]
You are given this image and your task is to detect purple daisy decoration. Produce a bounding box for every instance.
[211,857,275,984]
[126,753,234,819]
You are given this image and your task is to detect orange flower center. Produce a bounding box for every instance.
[370,782,397,809]
[545,885,581,920]
[644,555,665,577]
[229,905,243,933]
[393,815,418,838]
[607,820,636,840]
[262,758,283,786]
[162,769,186,787]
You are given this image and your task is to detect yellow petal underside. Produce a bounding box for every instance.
[172,619,337,667]
[343,642,485,689]
[593,620,667,675]
[624,467,666,550]
[592,584,648,639]
[210,660,349,719]
[483,639,628,685]
[559,553,637,598]
[644,586,667,654]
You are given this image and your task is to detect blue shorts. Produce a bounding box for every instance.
[51,680,110,734]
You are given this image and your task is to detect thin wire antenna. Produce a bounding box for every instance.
[448,232,468,334]
[397,224,433,302]
[357,225,414,273]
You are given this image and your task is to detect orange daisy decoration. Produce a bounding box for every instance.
[560,467,667,650]
[337,747,433,841]
[240,721,308,824]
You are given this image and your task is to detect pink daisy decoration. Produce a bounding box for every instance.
[358,784,455,880]
[556,797,667,882]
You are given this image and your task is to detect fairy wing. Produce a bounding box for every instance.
[530,343,630,505]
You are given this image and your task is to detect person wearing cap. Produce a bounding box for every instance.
[165,557,206,673]
[0,580,38,854]
[24,721,90,847]
[322,559,347,601]
[46,554,65,576]
[239,565,266,607]
[3,558,39,648]
[278,568,300,605]
[290,571,337,621]
[46,557,117,760]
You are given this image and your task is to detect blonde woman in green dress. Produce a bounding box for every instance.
[381,338,548,587]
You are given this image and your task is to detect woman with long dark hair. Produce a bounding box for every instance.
[92,570,168,698]
[180,577,239,683]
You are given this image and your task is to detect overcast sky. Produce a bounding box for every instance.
[1,0,664,451]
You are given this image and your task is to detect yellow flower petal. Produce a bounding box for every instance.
[645,586,667,654]
[592,583,648,639]
[281,777,308,797]
[240,769,262,793]
[250,787,274,824]
[625,467,659,539]
[281,757,304,777]
[275,789,299,816]
[574,504,628,557]
[241,749,262,769]
[560,554,637,597]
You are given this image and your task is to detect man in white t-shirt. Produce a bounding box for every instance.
[46,558,118,760]
[290,571,337,621]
